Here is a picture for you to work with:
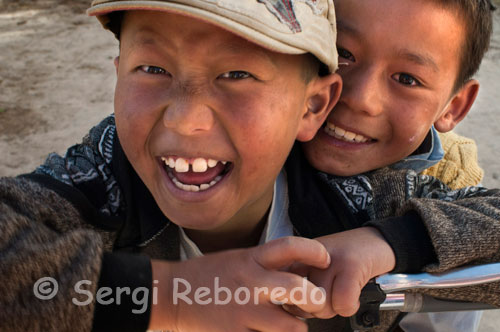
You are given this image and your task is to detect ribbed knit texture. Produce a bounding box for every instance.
[421,131,484,189]
[0,178,105,332]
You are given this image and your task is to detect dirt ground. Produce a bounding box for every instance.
[0,0,499,330]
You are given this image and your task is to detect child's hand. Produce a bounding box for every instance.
[149,236,331,332]
[287,227,396,319]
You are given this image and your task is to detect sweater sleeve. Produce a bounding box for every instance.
[0,177,105,331]
[402,180,500,273]
[0,115,157,331]
[368,169,500,307]
[0,177,154,332]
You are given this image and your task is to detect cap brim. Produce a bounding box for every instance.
[87,1,307,56]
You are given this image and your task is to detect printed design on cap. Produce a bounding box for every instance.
[257,0,302,33]
[257,0,325,33]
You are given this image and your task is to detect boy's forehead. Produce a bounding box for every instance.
[336,18,440,73]
[88,0,339,73]
[121,11,280,66]
[336,0,464,74]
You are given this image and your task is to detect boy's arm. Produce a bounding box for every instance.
[367,168,500,273]
[295,168,500,320]
[0,116,155,331]
[351,170,500,316]
[0,176,117,331]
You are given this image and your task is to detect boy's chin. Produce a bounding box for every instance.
[160,205,230,230]
[308,156,376,176]
[157,195,242,231]
[319,165,367,177]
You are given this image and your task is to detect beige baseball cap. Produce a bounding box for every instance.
[87,0,338,73]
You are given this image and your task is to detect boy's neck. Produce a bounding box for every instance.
[185,217,268,253]
[184,185,275,253]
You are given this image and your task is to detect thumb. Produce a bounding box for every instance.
[331,270,365,317]
[253,237,331,270]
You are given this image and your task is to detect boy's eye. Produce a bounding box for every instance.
[219,71,252,80]
[139,65,168,75]
[337,47,355,62]
[392,73,421,87]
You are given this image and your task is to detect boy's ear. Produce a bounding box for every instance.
[114,56,120,74]
[434,79,479,133]
[296,73,343,142]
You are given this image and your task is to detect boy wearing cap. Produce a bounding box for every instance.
[0,1,344,331]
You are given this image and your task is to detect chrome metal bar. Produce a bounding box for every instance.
[379,293,406,311]
[375,263,500,293]
[379,293,497,313]
[379,293,425,312]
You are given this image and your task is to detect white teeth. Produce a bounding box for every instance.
[172,177,184,190]
[175,158,189,173]
[354,134,366,143]
[344,131,356,141]
[334,126,346,137]
[325,122,370,143]
[168,170,224,193]
[168,157,175,168]
[162,156,227,171]
[209,176,222,187]
[192,158,208,173]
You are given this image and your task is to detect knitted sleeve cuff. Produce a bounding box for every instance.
[365,211,438,273]
[92,252,152,332]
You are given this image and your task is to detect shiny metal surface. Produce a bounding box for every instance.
[379,293,497,312]
[376,263,500,292]
[379,293,406,311]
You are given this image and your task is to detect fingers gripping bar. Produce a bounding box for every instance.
[351,263,500,330]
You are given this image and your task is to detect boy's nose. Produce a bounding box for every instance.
[341,66,384,117]
[163,97,215,135]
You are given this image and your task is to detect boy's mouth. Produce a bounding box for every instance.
[160,156,232,192]
[323,121,374,143]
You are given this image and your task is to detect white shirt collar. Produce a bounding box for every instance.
[179,169,293,260]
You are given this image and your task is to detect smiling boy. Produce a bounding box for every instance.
[113,9,336,249]
[304,0,491,177]
[0,1,346,331]
[294,0,498,330]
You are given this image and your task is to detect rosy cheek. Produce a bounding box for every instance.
[406,125,430,148]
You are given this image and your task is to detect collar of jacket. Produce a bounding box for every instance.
[110,134,174,249]
[285,143,361,238]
